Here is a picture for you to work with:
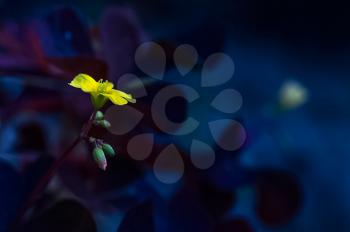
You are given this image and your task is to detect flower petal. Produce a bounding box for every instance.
[112,89,136,103]
[69,74,98,93]
[102,89,136,105]
[105,81,114,92]
[104,93,128,105]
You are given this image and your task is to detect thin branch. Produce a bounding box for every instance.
[11,111,96,230]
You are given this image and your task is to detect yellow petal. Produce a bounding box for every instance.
[69,74,98,93]
[112,89,136,103]
[103,93,128,105]
[102,89,136,105]
[105,82,114,92]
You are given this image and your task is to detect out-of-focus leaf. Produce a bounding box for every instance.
[198,181,236,219]
[255,170,302,226]
[44,7,94,56]
[99,6,146,82]
[46,56,108,79]
[167,183,214,232]
[214,218,254,232]
[118,201,154,232]
[0,160,22,232]
[21,199,97,232]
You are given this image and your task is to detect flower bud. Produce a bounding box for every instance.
[100,120,111,128]
[93,147,107,170]
[95,111,104,120]
[102,143,115,157]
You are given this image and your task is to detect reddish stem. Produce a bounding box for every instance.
[11,111,96,230]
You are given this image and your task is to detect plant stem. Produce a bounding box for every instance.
[11,111,96,230]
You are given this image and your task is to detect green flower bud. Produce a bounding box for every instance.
[99,120,111,128]
[102,143,115,157]
[95,111,104,120]
[93,147,107,170]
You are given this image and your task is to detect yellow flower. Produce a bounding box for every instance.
[69,73,136,109]
[279,80,308,110]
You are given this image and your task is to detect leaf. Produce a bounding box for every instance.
[21,199,97,232]
[214,218,254,232]
[118,201,154,232]
[255,170,302,226]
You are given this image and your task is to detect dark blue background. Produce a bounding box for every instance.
[0,0,349,231]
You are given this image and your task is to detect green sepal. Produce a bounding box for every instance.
[95,111,104,120]
[102,143,115,157]
[93,147,107,170]
[99,120,111,128]
[91,95,108,110]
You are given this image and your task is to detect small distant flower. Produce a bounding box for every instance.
[69,73,136,109]
[279,80,308,110]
